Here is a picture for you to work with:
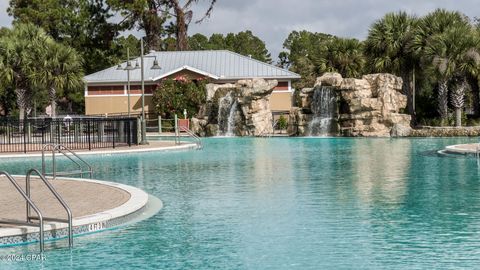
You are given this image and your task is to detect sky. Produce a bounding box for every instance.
[1,0,480,62]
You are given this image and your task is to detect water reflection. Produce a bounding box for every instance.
[352,139,411,207]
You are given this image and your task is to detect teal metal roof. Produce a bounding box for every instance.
[84,50,300,83]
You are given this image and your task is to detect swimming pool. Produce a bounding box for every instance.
[1,137,480,269]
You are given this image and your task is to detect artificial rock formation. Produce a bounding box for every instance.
[291,72,412,137]
[191,79,277,136]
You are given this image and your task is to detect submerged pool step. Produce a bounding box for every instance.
[46,170,83,177]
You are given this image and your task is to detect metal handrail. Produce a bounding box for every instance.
[42,143,93,179]
[26,169,73,248]
[0,171,45,252]
[178,126,203,149]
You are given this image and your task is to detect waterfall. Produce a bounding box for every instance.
[217,92,238,136]
[226,100,238,136]
[308,86,336,136]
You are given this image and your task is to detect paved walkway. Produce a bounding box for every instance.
[0,177,130,222]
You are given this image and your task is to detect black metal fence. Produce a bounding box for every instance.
[0,117,138,153]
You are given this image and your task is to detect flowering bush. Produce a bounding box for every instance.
[152,78,206,119]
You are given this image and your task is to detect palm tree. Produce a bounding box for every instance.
[0,23,49,120]
[323,37,365,78]
[449,30,480,126]
[33,42,84,117]
[364,11,418,115]
[411,9,479,126]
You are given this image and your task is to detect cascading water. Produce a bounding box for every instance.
[308,86,336,136]
[217,92,238,136]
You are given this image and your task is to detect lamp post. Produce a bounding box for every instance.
[139,38,161,145]
[117,40,160,145]
[116,48,137,116]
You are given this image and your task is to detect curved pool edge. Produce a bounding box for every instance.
[441,143,479,156]
[0,142,198,159]
[0,177,163,248]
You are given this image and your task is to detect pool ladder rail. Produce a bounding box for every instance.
[42,143,93,179]
[177,126,203,150]
[0,170,73,252]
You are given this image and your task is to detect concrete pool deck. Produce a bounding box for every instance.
[441,143,480,155]
[0,176,161,247]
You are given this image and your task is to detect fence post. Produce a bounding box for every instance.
[74,121,79,143]
[174,114,178,145]
[112,120,116,149]
[23,120,27,153]
[50,121,54,143]
[59,120,63,144]
[87,120,91,151]
[137,118,141,145]
[27,121,31,142]
[118,120,125,143]
[98,121,104,143]
[158,116,162,134]
[126,120,131,146]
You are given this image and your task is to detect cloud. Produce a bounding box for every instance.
[2,0,480,61]
[189,0,480,61]
[0,1,12,27]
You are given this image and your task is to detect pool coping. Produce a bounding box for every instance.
[0,177,158,247]
[0,142,198,159]
[442,143,479,155]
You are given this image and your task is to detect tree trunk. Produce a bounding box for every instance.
[410,67,416,124]
[142,1,165,51]
[173,3,189,50]
[437,79,448,126]
[51,101,57,118]
[455,108,462,127]
[143,20,163,51]
[50,87,57,118]
[402,69,413,115]
[451,78,466,127]
[466,74,480,117]
[15,88,29,121]
[18,108,25,122]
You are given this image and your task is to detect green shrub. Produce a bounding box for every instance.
[277,115,288,130]
[152,78,206,119]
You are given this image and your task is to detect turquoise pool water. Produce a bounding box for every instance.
[1,137,480,269]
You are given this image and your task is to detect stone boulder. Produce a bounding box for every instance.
[192,79,277,136]
[315,72,343,87]
[296,72,411,137]
[390,123,412,137]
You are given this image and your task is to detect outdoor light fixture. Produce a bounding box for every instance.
[151,58,161,70]
[116,49,138,116]
[116,42,161,144]
[139,38,163,145]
